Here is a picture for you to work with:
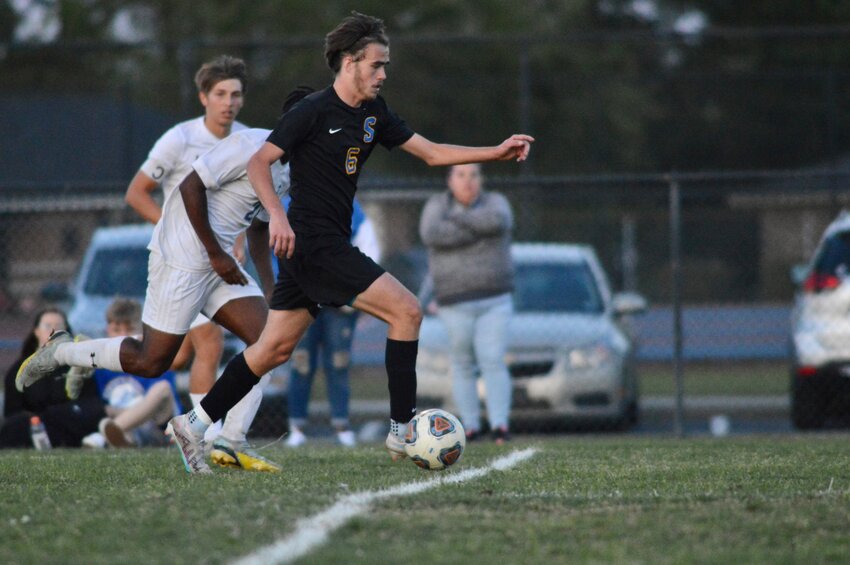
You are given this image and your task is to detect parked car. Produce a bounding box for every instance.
[67,224,153,338]
[790,210,850,429]
[416,243,646,430]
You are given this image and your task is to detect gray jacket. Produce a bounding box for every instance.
[419,190,514,306]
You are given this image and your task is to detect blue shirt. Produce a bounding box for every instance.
[93,369,183,414]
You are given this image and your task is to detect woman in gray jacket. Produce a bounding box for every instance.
[419,163,514,443]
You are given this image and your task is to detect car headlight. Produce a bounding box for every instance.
[566,340,615,370]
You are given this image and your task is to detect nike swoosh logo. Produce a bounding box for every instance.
[329,128,342,134]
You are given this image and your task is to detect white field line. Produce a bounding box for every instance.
[234,447,539,565]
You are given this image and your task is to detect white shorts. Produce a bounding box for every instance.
[189,312,212,330]
[142,252,263,335]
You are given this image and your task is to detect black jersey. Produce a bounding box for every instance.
[266,86,414,238]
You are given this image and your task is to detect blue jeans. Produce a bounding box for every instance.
[437,293,513,431]
[288,308,358,428]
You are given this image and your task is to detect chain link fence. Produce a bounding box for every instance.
[3,170,850,439]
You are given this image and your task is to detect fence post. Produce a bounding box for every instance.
[668,174,685,437]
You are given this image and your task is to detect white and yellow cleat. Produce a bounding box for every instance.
[210,437,282,473]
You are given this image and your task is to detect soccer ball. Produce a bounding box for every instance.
[404,409,466,470]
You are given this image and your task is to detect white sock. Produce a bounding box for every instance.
[220,377,266,443]
[390,419,409,439]
[188,405,212,435]
[190,392,222,442]
[55,337,125,371]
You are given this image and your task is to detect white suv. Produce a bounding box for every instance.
[416,243,646,429]
[791,210,850,428]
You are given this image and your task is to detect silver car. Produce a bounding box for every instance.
[67,224,153,338]
[416,243,646,429]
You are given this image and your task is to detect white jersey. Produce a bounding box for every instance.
[150,128,289,272]
[139,116,249,201]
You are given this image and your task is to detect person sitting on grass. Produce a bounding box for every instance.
[73,298,183,448]
[1,307,105,448]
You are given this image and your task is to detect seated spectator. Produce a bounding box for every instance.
[82,298,183,448]
[1,307,105,448]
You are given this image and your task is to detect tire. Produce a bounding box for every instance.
[791,379,825,430]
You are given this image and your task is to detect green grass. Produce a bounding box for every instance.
[2,436,849,564]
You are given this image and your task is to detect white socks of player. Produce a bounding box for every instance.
[55,337,125,372]
[188,405,213,436]
[190,393,222,442]
[390,418,409,441]
[220,382,264,443]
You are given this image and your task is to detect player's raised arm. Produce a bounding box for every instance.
[247,142,295,259]
[125,171,163,224]
[399,133,535,167]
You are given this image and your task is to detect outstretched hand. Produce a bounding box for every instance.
[496,134,535,162]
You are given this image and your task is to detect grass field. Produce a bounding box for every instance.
[2,434,849,564]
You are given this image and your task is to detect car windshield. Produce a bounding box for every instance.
[513,261,604,314]
[82,247,150,297]
[816,231,850,276]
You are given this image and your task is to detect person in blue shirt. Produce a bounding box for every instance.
[273,196,381,447]
[83,298,183,447]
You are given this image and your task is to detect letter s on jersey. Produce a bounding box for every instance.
[363,117,376,143]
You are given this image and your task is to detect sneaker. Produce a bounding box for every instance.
[99,418,132,448]
[465,429,482,442]
[81,432,106,449]
[492,426,511,445]
[385,432,407,461]
[16,330,73,392]
[285,427,307,448]
[210,437,282,473]
[336,429,357,448]
[165,414,212,474]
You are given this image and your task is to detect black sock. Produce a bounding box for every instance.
[386,338,418,423]
[199,353,259,423]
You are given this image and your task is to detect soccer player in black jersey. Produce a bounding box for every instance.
[168,11,533,470]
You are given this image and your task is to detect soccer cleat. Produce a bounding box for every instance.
[336,429,357,448]
[210,437,282,473]
[65,335,94,400]
[165,414,212,474]
[385,432,408,462]
[284,427,307,448]
[16,330,73,392]
[99,418,132,448]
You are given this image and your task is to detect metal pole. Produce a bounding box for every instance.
[668,175,685,437]
[518,42,531,176]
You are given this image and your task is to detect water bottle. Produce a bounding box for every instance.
[30,416,52,450]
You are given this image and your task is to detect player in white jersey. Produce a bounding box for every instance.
[123,56,254,451]
[18,128,288,473]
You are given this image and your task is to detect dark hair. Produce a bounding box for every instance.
[194,55,248,94]
[324,11,388,74]
[19,307,71,360]
[281,85,316,115]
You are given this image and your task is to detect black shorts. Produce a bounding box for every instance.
[269,235,385,318]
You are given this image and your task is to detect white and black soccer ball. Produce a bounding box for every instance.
[404,409,465,471]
